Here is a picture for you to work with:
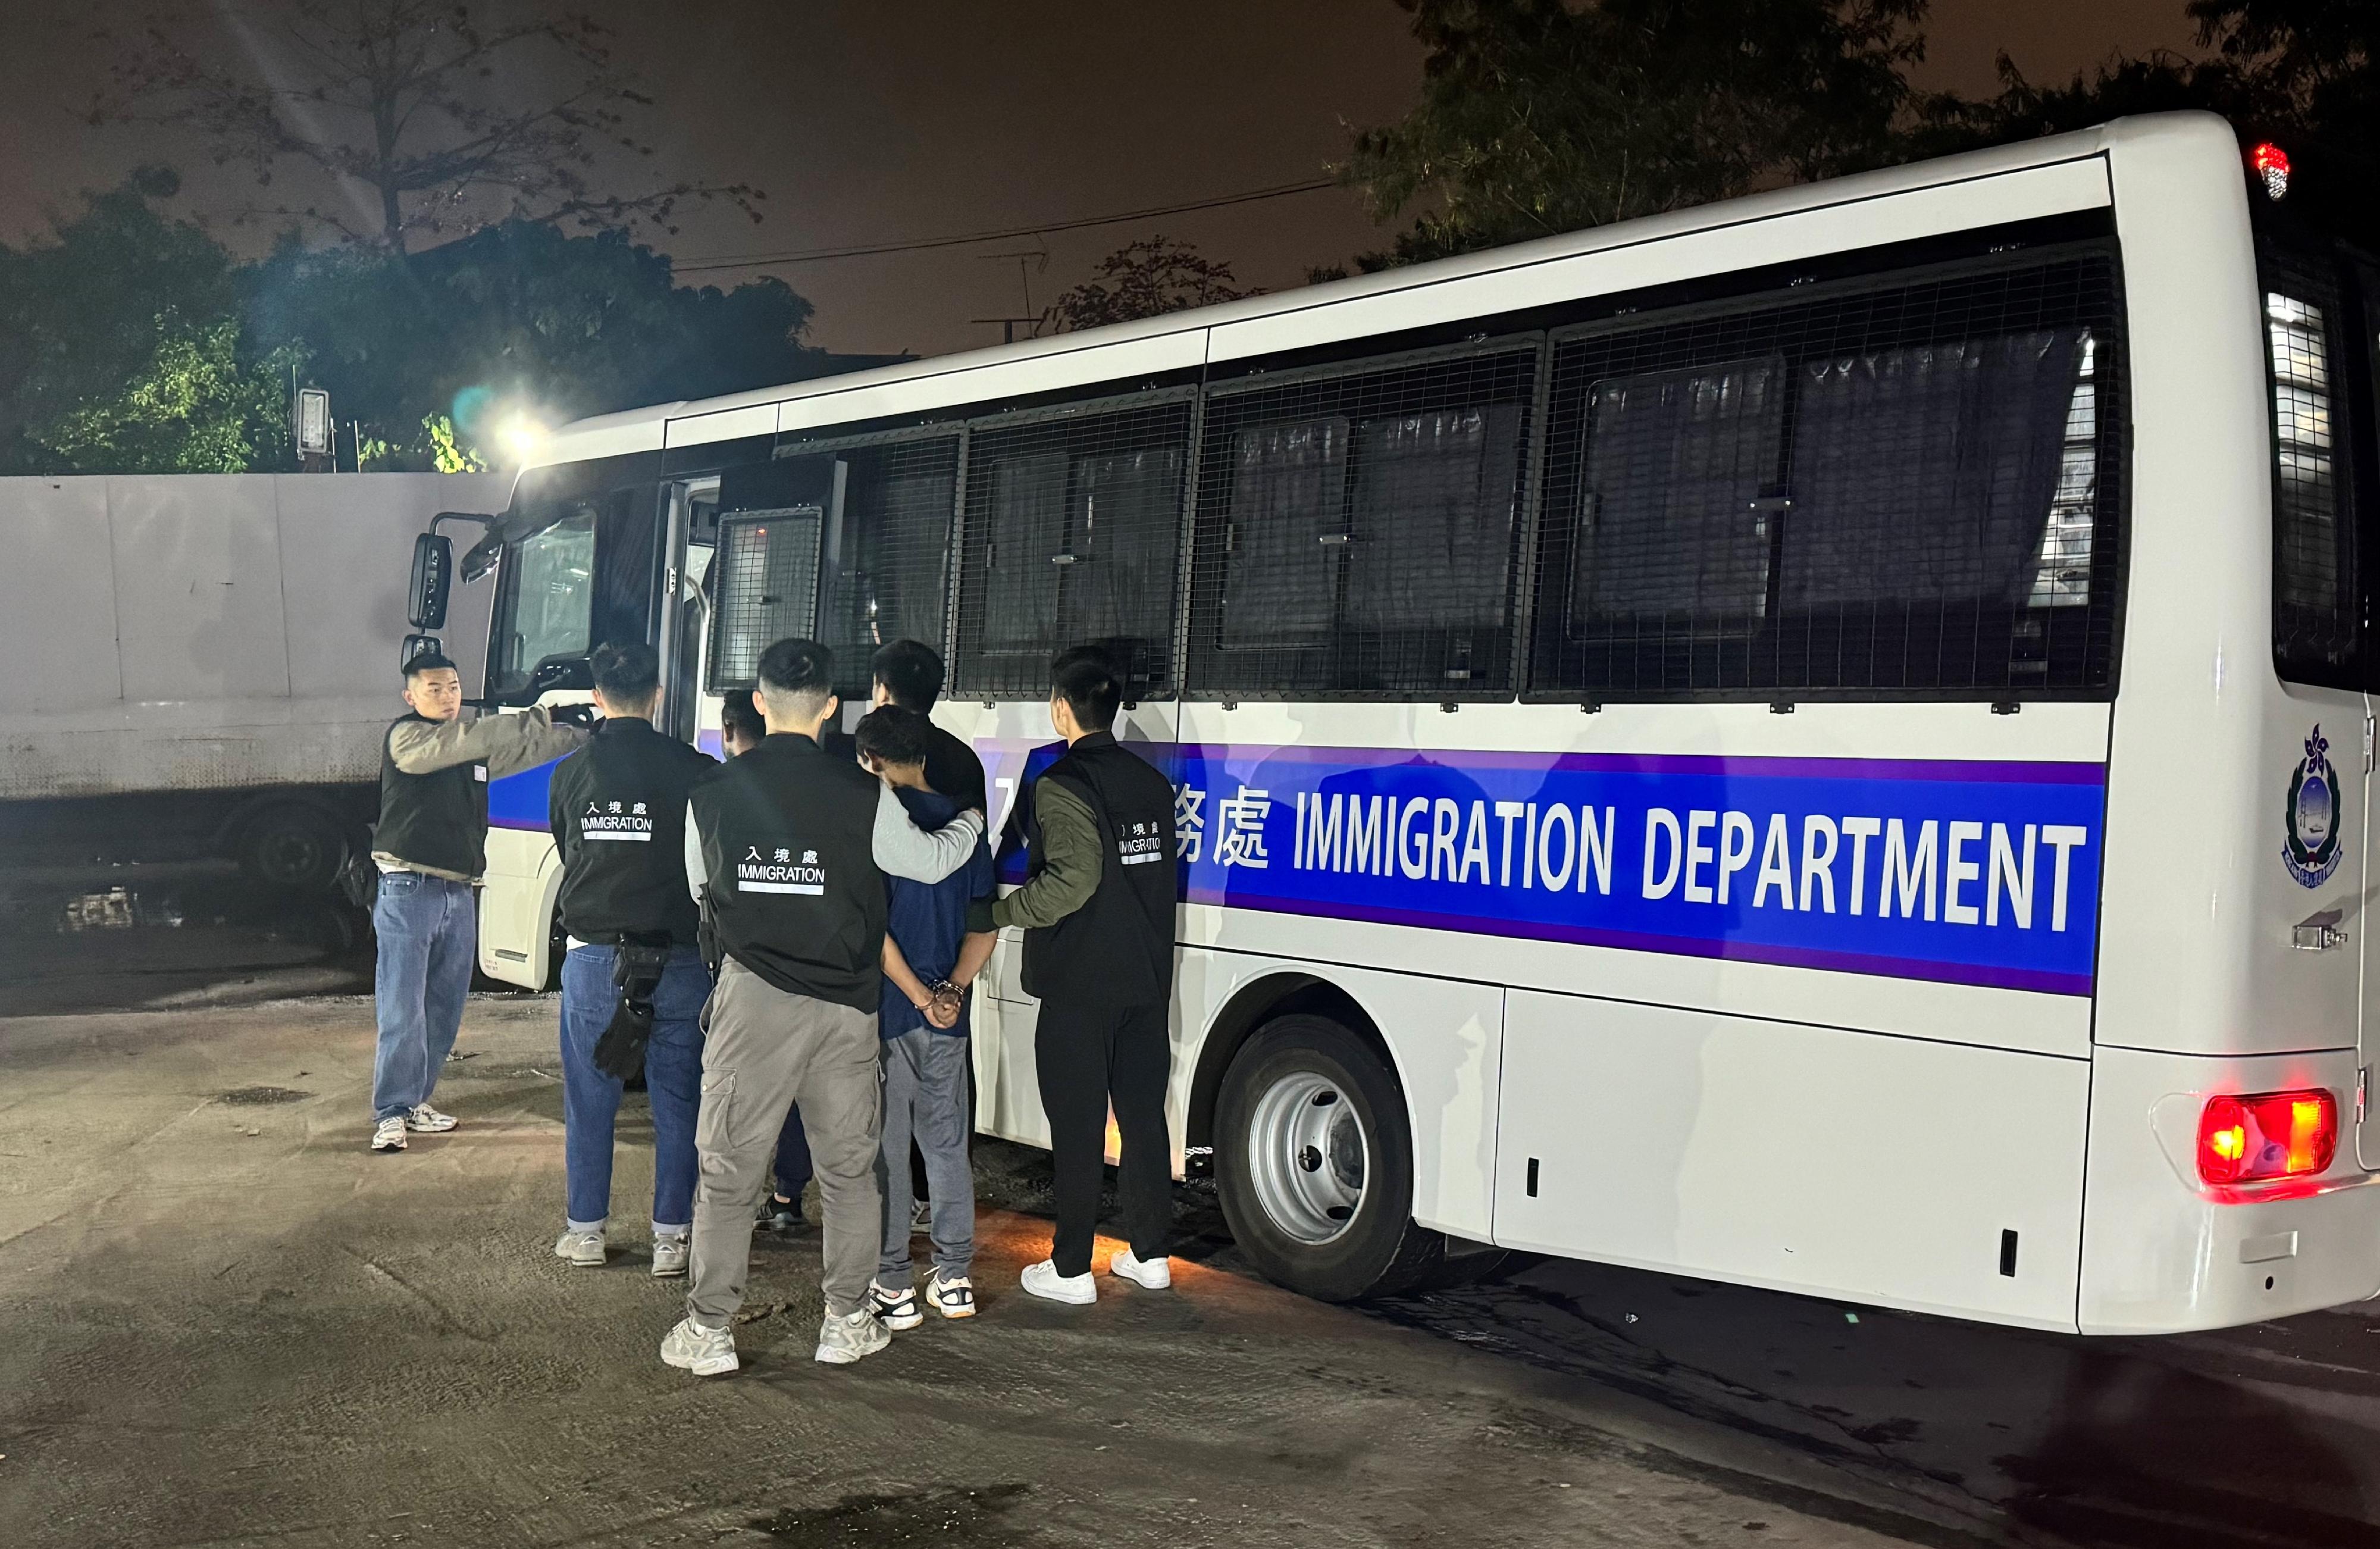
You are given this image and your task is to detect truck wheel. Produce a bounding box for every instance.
[237,805,348,894]
[1214,1013,1447,1303]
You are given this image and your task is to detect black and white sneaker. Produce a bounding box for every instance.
[369,1116,408,1153]
[757,1193,804,1234]
[923,1271,976,1319]
[868,1279,923,1331]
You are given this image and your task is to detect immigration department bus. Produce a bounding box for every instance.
[415,112,2380,1335]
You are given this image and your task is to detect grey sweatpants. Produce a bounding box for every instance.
[688,959,882,1324]
[875,1029,975,1282]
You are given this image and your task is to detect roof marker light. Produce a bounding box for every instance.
[2251,142,2291,201]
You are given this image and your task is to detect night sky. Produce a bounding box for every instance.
[0,0,2202,361]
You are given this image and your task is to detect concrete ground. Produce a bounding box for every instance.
[0,993,1985,1549]
[10,849,2380,1546]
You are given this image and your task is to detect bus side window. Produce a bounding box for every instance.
[1189,345,1536,697]
[1532,254,2121,699]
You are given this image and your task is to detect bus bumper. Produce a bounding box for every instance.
[2080,1044,2380,1334]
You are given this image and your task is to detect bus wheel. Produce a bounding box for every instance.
[1215,1013,1446,1302]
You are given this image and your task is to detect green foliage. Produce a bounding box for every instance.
[422,415,488,474]
[30,312,300,474]
[0,177,833,475]
[1046,237,1257,331]
[0,169,276,472]
[1342,0,1927,265]
[243,219,827,470]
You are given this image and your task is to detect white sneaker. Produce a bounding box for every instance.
[868,1280,923,1331]
[650,1236,690,1278]
[369,1116,408,1153]
[553,1229,606,1268]
[1110,1247,1172,1290]
[815,1307,891,1365]
[404,1104,458,1133]
[923,1271,977,1319]
[1020,1259,1096,1305]
[659,1316,738,1376]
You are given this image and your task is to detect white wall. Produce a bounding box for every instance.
[0,472,509,799]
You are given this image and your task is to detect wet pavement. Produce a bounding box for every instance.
[2,878,2380,1545]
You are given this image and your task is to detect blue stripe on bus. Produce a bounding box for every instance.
[981,739,2105,999]
[504,734,2104,997]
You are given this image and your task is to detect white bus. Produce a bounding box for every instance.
[442,112,2380,1335]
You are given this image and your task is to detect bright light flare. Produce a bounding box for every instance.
[496,412,549,464]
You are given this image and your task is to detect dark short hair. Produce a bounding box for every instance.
[1050,645,1120,733]
[590,641,659,704]
[870,639,945,712]
[854,704,931,768]
[403,650,459,681]
[719,689,765,748]
[758,638,832,695]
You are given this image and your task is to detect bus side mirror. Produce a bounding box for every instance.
[460,533,503,583]
[409,533,453,630]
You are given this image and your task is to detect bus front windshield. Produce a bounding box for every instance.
[491,510,596,698]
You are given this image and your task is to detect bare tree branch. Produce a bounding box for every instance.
[89,0,765,251]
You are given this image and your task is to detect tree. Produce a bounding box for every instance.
[1045,237,1258,330]
[243,219,833,467]
[30,312,299,474]
[1339,0,1926,266]
[89,0,762,251]
[0,169,297,473]
[1910,0,2377,248]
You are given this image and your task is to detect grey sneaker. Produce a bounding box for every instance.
[404,1103,458,1133]
[659,1316,738,1376]
[553,1229,606,1268]
[650,1236,690,1278]
[369,1116,407,1153]
[815,1307,891,1365]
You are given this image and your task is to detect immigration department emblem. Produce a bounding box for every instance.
[2283,724,2345,888]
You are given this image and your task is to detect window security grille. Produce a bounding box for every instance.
[953,400,1191,697]
[813,437,960,697]
[707,509,824,691]
[2263,250,2357,680]
[1527,254,2124,697]
[1187,347,1537,697]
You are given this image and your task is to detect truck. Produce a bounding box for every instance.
[0,472,509,892]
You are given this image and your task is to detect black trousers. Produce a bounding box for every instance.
[1035,998,1170,1278]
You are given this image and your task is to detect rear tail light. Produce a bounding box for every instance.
[2197,1089,2337,1185]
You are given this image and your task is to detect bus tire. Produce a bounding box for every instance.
[1214,1013,1446,1303]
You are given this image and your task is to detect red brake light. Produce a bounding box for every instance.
[2250,140,2291,200]
[2198,1088,2336,1184]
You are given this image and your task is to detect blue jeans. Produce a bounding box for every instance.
[371,872,477,1122]
[560,944,710,1231]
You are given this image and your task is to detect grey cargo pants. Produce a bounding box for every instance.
[688,958,882,1325]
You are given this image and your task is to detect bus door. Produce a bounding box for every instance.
[656,477,719,747]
